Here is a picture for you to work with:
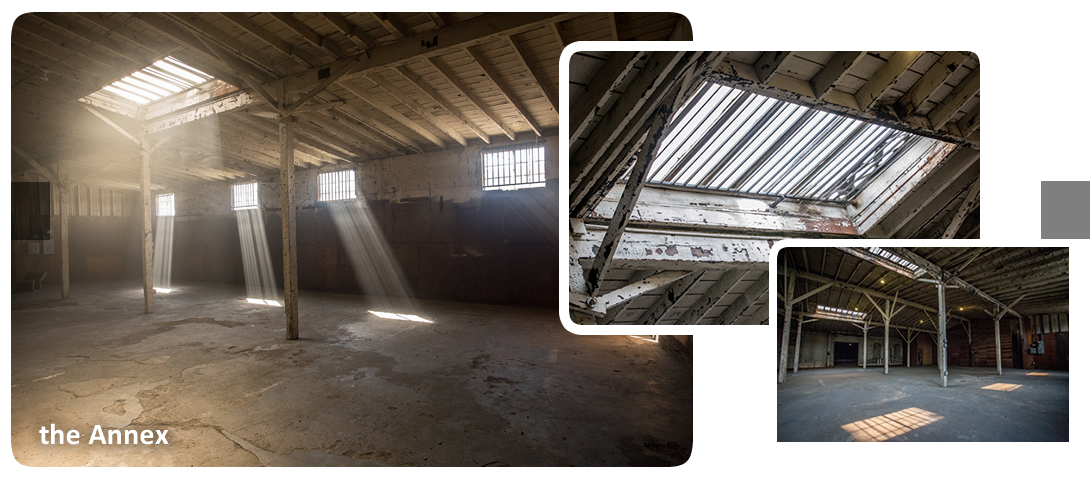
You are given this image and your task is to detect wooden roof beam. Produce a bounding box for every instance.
[810,51,866,101]
[466,46,543,137]
[393,65,489,144]
[855,51,925,112]
[570,51,642,146]
[318,13,374,50]
[754,51,792,84]
[340,79,447,149]
[886,247,1022,319]
[219,12,316,67]
[270,13,346,60]
[928,67,980,132]
[130,13,263,85]
[507,35,558,114]
[367,71,468,146]
[426,56,516,140]
[896,51,968,117]
[371,13,409,40]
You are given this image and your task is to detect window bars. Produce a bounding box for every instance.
[481,142,546,190]
[156,193,175,217]
[232,182,259,210]
[647,82,940,203]
[318,169,356,202]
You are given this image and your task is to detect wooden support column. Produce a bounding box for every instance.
[140,147,154,314]
[59,170,70,300]
[863,323,869,370]
[280,113,299,340]
[937,280,948,387]
[777,272,795,384]
[994,314,1003,376]
[792,315,804,373]
[884,314,891,375]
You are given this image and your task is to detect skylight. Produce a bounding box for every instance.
[88,57,214,106]
[815,305,867,321]
[839,247,922,278]
[646,82,944,203]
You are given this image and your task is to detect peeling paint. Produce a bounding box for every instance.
[665,245,678,256]
[691,247,713,258]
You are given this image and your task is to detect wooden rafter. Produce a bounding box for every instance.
[426,56,516,140]
[465,46,543,137]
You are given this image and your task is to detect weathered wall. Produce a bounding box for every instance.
[165,136,559,307]
[1020,313,1069,371]
[11,173,141,285]
[776,325,909,370]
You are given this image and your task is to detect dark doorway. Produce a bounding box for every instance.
[833,342,857,366]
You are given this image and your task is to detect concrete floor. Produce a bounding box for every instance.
[778,366,1068,442]
[11,280,692,466]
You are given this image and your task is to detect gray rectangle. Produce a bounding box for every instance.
[1042,181,1090,238]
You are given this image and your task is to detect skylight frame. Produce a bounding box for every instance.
[646,82,943,204]
[84,56,215,107]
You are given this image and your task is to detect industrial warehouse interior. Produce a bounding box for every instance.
[569,51,981,325]
[9,12,695,466]
[776,247,1069,442]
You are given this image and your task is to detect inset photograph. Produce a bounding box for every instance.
[776,247,1068,441]
[569,52,981,325]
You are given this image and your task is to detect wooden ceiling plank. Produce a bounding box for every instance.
[318,12,374,50]
[810,51,866,101]
[30,13,157,73]
[426,13,448,29]
[76,13,244,88]
[896,51,968,117]
[607,13,620,41]
[132,13,265,85]
[368,71,468,147]
[754,51,792,84]
[928,67,980,132]
[341,79,447,149]
[336,103,426,153]
[279,56,362,118]
[941,178,980,239]
[219,12,315,67]
[465,46,543,137]
[855,51,925,112]
[393,65,489,144]
[635,272,703,325]
[194,35,280,110]
[301,110,399,155]
[371,13,409,40]
[957,103,980,136]
[570,52,641,147]
[164,13,285,79]
[674,269,748,325]
[712,272,770,325]
[506,35,558,114]
[270,13,345,60]
[426,56,516,140]
[278,13,583,94]
[233,114,349,164]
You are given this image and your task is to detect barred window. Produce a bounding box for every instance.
[232,182,259,210]
[156,193,175,217]
[318,169,356,202]
[481,143,546,191]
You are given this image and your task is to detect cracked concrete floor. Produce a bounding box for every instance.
[11,280,692,466]
[778,366,1069,442]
